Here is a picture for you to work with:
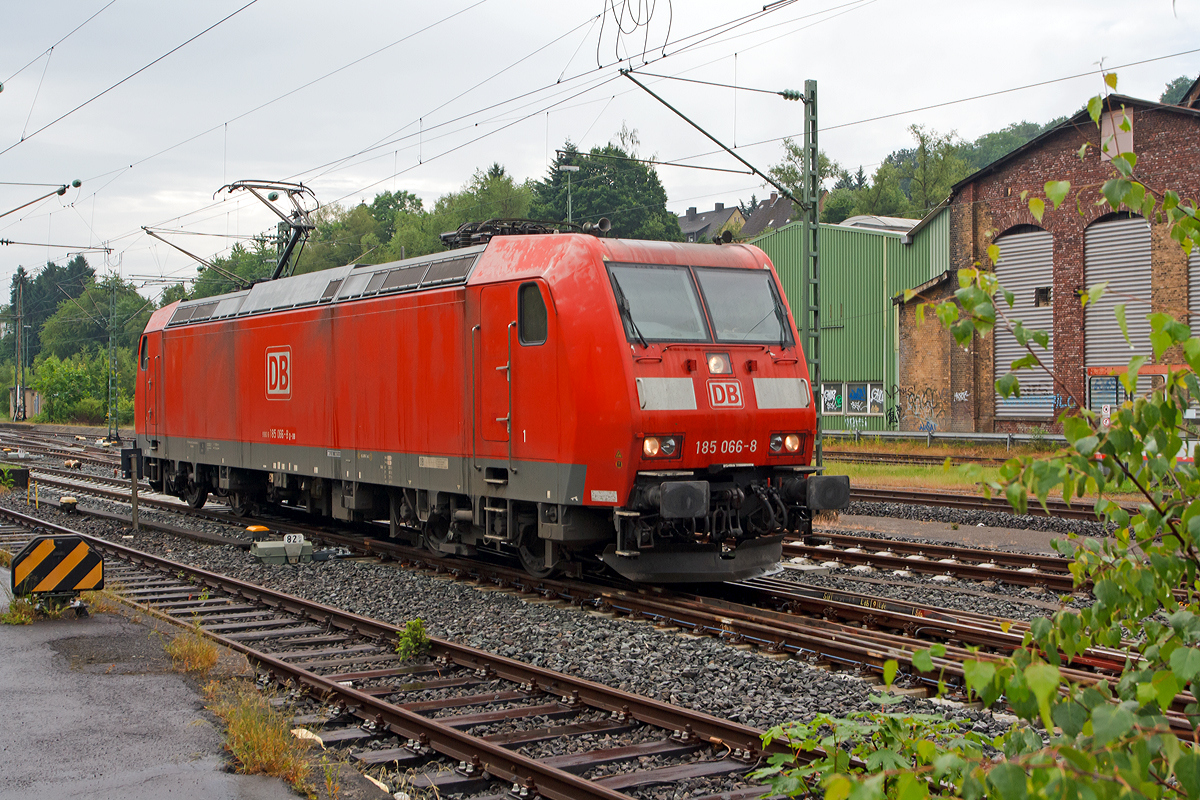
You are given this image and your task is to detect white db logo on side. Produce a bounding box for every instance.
[707,379,743,409]
[266,347,291,399]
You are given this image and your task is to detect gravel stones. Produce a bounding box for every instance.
[0,490,1002,737]
[847,499,1111,538]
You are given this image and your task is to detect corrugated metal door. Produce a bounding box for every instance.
[993,229,1055,418]
[1189,246,1200,334]
[1085,216,1152,366]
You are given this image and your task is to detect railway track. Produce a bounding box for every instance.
[18,468,1091,674]
[0,506,787,800]
[12,463,1200,746]
[847,485,1117,522]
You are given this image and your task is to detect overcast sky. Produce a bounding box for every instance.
[1,0,1198,300]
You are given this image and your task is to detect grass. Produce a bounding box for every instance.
[1,596,37,625]
[0,548,11,569]
[823,461,1000,492]
[825,435,1054,461]
[80,583,129,615]
[395,619,431,661]
[823,459,1143,502]
[201,679,312,791]
[164,620,220,675]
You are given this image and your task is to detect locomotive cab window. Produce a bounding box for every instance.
[518,282,547,345]
[693,267,793,346]
[139,335,148,370]
[607,264,708,342]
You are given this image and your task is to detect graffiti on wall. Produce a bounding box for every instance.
[886,385,949,433]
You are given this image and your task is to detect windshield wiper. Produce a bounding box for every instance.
[773,295,789,349]
[610,273,649,348]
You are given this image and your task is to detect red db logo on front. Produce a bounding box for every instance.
[707,379,743,409]
[266,347,291,399]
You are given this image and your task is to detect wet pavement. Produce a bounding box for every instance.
[0,566,298,800]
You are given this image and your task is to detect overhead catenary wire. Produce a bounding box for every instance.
[46,0,814,260]
[6,4,1197,292]
[0,0,263,158]
[2,0,118,85]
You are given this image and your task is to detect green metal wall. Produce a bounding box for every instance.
[754,214,944,431]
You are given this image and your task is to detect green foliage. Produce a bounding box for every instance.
[1160,74,1193,105]
[3,254,94,361]
[192,239,277,299]
[765,75,1200,799]
[901,125,972,215]
[394,619,430,661]
[38,276,152,359]
[754,707,989,800]
[30,346,135,424]
[0,466,14,489]
[820,187,858,224]
[159,282,190,307]
[530,136,683,242]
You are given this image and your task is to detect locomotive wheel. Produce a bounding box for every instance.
[423,515,454,557]
[228,491,257,518]
[183,480,208,509]
[517,526,556,578]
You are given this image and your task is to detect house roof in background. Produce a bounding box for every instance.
[740,193,795,238]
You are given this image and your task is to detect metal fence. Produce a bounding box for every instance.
[823,428,1067,450]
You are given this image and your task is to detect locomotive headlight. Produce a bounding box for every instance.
[784,434,801,452]
[706,352,732,375]
[643,437,661,457]
[659,437,677,456]
[770,434,783,453]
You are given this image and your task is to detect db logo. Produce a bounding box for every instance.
[266,347,291,399]
[707,379,743,409]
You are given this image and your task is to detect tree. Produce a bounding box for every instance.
[820,187,857,224]
[1161,74,1194,105]
[853,163,910,218]
[767,140,841,194]
[3,255,95,363]
[757,73,1200,800]
[530,137,683,241]
[39,276,153,360]
[191,239,277,299]
[739,194,759,218]
[159,283,190,307]
[367,189,423,243]
[385,163,536,258]
[901,124,971,214]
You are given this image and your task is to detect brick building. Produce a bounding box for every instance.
[896,91,1200,433]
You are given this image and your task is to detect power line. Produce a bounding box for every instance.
[2,0,118,85]
[0,0,262,157]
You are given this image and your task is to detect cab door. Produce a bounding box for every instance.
[139,334,162,446]
[476,281,559,466]
[478,285,513,446]
[511,281,558,463]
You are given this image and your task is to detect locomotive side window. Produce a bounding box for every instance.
[139,335,148,370]
[518,283,547,345]
[607,264,709,343]
[694,267,793,346]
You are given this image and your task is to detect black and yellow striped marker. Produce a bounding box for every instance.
[11,536,104,596]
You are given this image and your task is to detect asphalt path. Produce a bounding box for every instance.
[0,565,296,800]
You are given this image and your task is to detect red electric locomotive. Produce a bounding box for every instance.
[134,222,847,583]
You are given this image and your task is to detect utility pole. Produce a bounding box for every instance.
[562,165,580,224]
[619,70,822,466]
[14,274,24,421]
[107,278,120,442]
[800,80,822,466]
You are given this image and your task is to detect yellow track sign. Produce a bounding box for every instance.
[11,536,104,596]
